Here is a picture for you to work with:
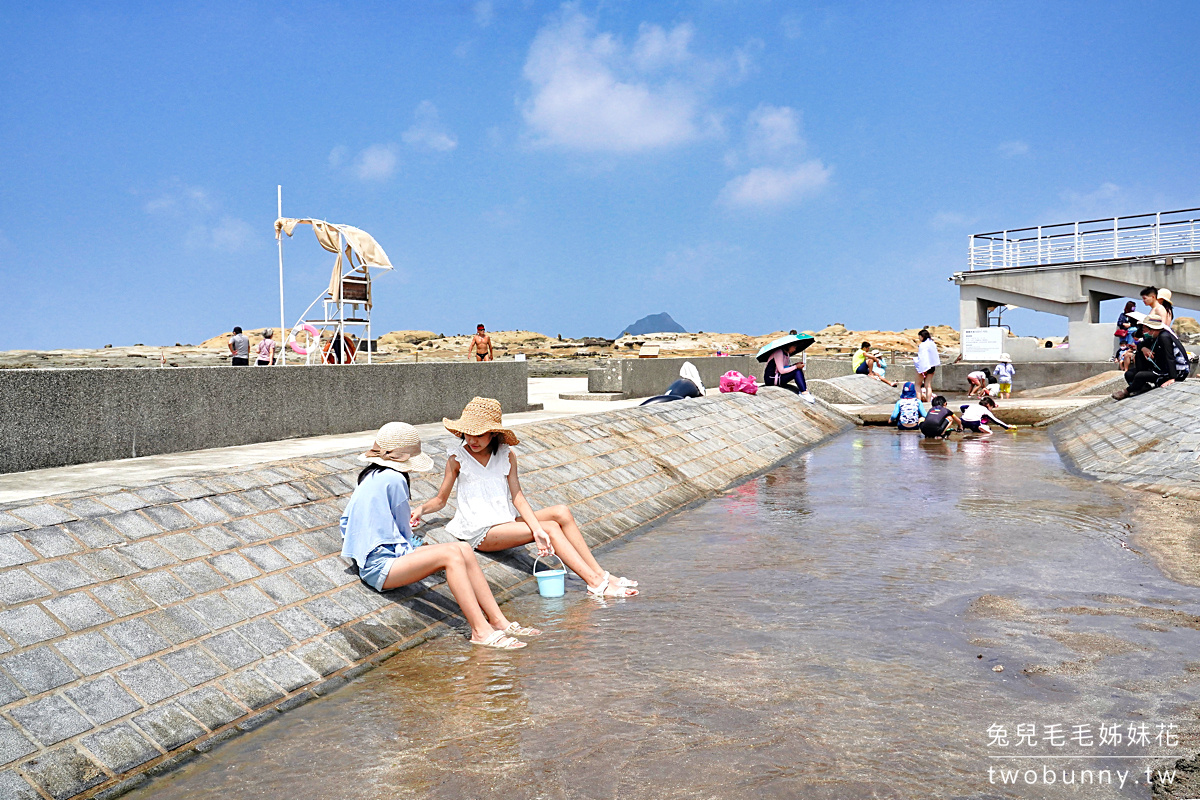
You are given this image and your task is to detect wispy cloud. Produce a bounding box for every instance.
[520,7,733,153]
[998,140,1030,157]
[474,0,494,28]
[142,180,213,216]
[139,180,261,253]
[328,145,348,167]
[208,217,257,252]
[352,144,399,181]
[718,162,831,208]
[402,101,458,152]
[930,211,977,230]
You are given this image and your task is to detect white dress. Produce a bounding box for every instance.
[444,442,519,543]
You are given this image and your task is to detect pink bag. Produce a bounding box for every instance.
[719,370,758,395]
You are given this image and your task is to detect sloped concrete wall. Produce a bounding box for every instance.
[1050,381,1200,496]
[808,375,899,405]
[0,362,535,475]
[0,392,851,800]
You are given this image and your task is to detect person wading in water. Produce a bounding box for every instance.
[469,324,494,361]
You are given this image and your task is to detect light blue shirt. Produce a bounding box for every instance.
[994,363,1015,381]
[339,469,417,566]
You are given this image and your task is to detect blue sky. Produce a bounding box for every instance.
[2,1,1199,349]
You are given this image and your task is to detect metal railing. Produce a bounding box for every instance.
[968,207,1200,270]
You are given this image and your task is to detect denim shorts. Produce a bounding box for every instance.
[358,542,413,591]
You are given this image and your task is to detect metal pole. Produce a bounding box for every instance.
[1113,216,1118,258]
[1155,212,1161,254]
[1074,221,1079,261]
[277,186,286,366]
[1037,226,1042,265]
[968,235,973,271]
[1003,231,1008,268]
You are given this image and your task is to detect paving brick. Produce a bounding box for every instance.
[0,720,37,768]
[208,553,260,584]
[289,565,335,595]
[255,574,308,605]
[107,618,170,658]
[66,676,141,724]
[253,512,300,537]
[118,661,186,705]
[0,671,23,704]
[241,545,290,573]
[44,593,113,631]
[210,494,255,518]
[131,572,194,606]
[238,489,280,512]
[132,486,182,505]
[0,536,36,569]
[140,505,195,533]
[222,585,276,619]
[332,587,377,618]
[192,525,239,552]
[55,631,129,676]
[238,619,292,655]
[104,511,162,540]
[313,557,357,587]
[161,646,226,687]
[0,605,65,646]
[271,537,317,566]
[26,560,96,591]
[163,481,211,500]
[0,570,51,606]
[187,595,245,630]
[18,527,82,559]
[351,620,400,649]
[255,654,320,692]
[303,597,355,628]
[116,541,177,570]
[221,670,283,709]
[293,642,348,677]
[171,562,227,594]
[0,514,31,534]
[265,484,307,506]
[224,518,274,543]
[94,492,149,513]
[1,650,73,700]
[0,770,39,800]
[175,499,229,526]
[272,608,326,640]
[157,533,212,561]
[176,687,244,730]
[10,504,77,528]
[144,607,210,645]
[73,550,139,581]
[281,507,325,530]
[9,695,93,746]
[19,745,105,800]
[91,584,154,618]
[55,498,113,520]
[203,630,260,670]
[82,723,160,773]
[133,704,207,751]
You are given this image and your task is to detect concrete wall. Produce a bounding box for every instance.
[934,361,1118,392]
[587,356,765,397]
[0,363,535,475]
[0,393,852,800]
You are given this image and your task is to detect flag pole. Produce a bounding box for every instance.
[277,185,286,366]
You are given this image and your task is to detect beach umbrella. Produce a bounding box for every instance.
[756,333,815,362]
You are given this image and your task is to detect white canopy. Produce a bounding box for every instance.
[274,218,392,270]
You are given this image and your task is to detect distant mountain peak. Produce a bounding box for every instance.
[619,312,686,338]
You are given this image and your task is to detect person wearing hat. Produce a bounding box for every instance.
[867,349,897,387]
[255,329,276,366]
[1112,313,1189,400]
[340,422,537,649]
[993,353,1014,399]
[412,397,639,598]
[1141,286,1173,329]
[468,324,493,362]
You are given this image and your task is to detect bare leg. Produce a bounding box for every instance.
[534,506,604,576]
[380,543,499,642]
[479,521,605,587]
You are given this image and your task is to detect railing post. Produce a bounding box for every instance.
[1003,230,1008,268]
[1113,217,1119,258]
[1074,221,1080,261]
[1154,212,1161,254]
[1037,226,1043,264]
[968,235,974,271]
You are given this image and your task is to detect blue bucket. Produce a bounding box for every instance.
[533,555,567,598]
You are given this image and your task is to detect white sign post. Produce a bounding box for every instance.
[961,328,1005,361]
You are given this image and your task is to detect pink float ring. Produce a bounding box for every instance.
[288,323,320,355]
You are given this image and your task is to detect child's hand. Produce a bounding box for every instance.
[532,528,554,557]
[410,508,423,528]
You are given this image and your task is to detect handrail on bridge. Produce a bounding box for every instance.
[968,206,1200,270]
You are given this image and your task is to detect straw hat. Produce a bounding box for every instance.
[443,397,519,446]
[1143,315,1166,331]
[998,353,1012,363]
[1160,288,1173,302]
[359,422,434,472]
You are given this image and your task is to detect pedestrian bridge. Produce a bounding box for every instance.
[953,207,1200,360]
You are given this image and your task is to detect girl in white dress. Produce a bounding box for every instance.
[411,397,639,598]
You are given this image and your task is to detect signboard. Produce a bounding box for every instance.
[961,327,1005,361]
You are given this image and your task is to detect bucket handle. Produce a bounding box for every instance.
[533,554,565,576]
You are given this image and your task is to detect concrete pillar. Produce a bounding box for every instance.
[958,291,988,331]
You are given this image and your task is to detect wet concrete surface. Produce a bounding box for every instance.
[124,429,1200,799]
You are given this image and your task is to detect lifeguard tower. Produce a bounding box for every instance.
[274,218,393,364]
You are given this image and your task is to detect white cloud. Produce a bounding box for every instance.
[402,101,458,152]
[353,144,399,181]
[520,8,712,152]
[142,181,212,215]
[718,162,832,208]
[998,140,1030,157]
[746,104,802,159]
[474,0,494,27]
[209,217,257,252]
[328,145,348,167]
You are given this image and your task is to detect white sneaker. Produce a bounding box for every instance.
[800,391,816,403]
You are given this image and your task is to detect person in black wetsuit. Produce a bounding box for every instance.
[1112,314,1190,400]
[919,395,961,439]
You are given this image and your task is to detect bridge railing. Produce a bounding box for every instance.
[968,208,1200,270]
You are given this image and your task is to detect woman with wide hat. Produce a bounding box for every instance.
[412,397,639,598]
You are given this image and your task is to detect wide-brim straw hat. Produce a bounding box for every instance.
[1143,315,1167,330]
[998,353,1012,363]
[359,422,434,473]
[443,397,519,446]
[1160,288,1173,302]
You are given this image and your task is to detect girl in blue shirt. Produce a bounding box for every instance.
[340,422,537,650]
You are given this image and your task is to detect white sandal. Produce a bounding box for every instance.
[471,630,526,649]
[587,578,638,598]
[504,621,542,637]
[604,571,638,589]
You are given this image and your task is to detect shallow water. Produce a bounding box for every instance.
[129,429,1200,799]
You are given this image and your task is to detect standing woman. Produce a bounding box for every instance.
[255,329,276,366]
[412,397,639,598]
[340,422,539,649]
[914,329,940,404]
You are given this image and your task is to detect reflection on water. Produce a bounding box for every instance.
[129,430,1200,799]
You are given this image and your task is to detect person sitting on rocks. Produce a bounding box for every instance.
[412,397,639,598]
[1112,314,1189,400]
[868,349,897,387]
[339,422,538,649]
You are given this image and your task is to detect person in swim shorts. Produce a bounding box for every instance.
[919,395,961,438]
[339,422,539,649]
[958,396,1012,434]
[468,324,493,361]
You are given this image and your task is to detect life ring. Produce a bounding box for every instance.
[322,334,357,364]
[288,324,320,355]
